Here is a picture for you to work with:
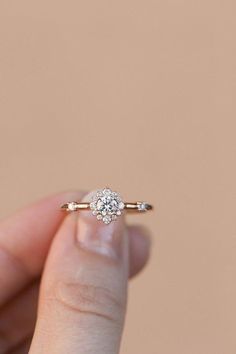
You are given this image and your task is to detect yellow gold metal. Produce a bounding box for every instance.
[61,188,153,224]
[61,201,153,212]
[125,202,153,211]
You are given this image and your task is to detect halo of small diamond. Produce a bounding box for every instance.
[90,188,125,224]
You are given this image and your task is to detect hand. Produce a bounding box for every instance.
[0,191,151,354]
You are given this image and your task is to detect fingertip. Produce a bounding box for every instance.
[128,225,152,278]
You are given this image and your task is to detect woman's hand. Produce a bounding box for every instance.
[0,191,151,354]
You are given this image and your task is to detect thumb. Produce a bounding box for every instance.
[30,191,129,354]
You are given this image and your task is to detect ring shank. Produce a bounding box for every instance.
[124,202,153,211]
[61,201,153,212]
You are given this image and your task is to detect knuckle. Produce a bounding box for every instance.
[53,279,125,324]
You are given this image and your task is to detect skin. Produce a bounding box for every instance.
[0,191,151,354]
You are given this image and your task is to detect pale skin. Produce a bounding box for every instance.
[0,191,151,354]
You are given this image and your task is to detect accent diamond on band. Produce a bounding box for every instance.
[61,187,153,225]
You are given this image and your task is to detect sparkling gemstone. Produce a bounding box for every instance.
[96,200,104,211]
[138,202,149,211]
[67,202,77,211]
[111,200,118,207]
[118,201,125,210]
[90,188,124,224]
[103,215,112,224]
[103,188,112,195]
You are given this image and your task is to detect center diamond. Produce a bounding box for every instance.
[90,188,125,224]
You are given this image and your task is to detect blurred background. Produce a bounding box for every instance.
[0,1,235,353]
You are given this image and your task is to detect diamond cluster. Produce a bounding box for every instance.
[90,188,125,224]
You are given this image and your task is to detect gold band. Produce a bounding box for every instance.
[61,187,153,224]
[61,201,153,212]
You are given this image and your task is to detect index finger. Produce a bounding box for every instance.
[0,191,84,306]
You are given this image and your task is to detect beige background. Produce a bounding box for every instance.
[0,1,236,353]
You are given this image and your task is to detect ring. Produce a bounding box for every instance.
[61,187,153,224]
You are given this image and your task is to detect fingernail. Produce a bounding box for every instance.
[76,191,125,259]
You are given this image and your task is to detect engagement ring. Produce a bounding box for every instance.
[61,188,153,225]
